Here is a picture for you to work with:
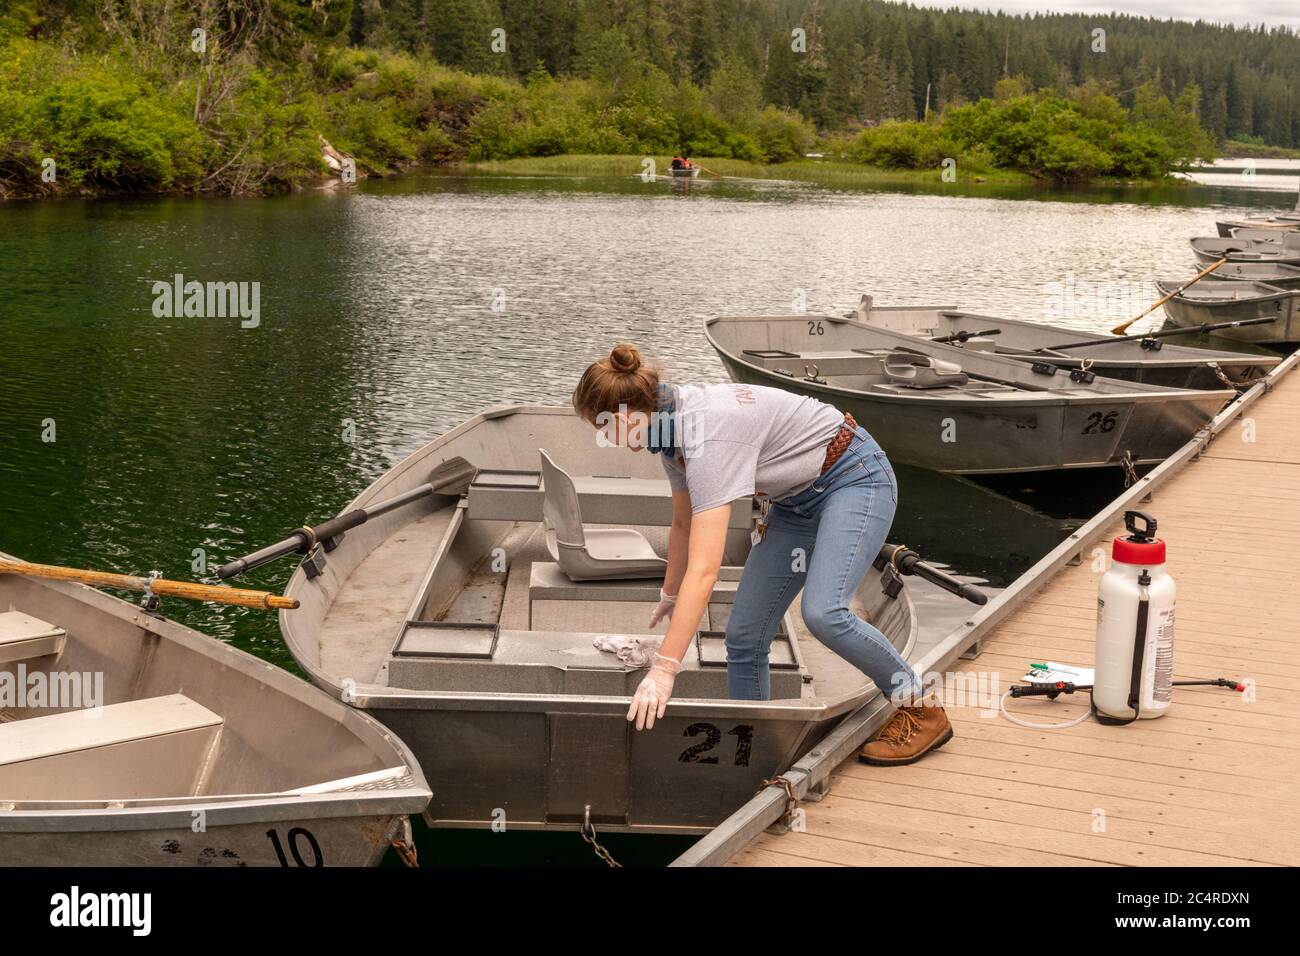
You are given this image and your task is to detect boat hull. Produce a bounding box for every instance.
[1192,238,1300,267]
[1160,291,1300,345]
[1211,262,1300,290]
[717,355,1214,474]
[293,572,915,834]
[706,315,1233,475]
[0,557,430,866]
[370,698,844,834]
[0,811,408,867]
[1216,216,1300,237]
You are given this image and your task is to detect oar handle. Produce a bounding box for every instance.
[217,482,440,579]
[931,328,1001,344]
[879,545,988,605]
[0,560,298,610]
[217,532,310,580]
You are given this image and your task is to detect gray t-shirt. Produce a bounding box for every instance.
[658,383,846,513]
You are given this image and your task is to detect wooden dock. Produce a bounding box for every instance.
[692,350,1300,868]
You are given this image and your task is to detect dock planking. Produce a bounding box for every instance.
[729,353,1300,868]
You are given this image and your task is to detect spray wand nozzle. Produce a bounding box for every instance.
[1009,676,1245,701]
[1009,681,1086,700]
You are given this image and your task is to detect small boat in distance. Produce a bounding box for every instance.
[1210,261,1300,289]
[1191,234,1300,267]
[1215,211,1300,237]
[1228,226,1293,243]
[848,295,1277,390]
[1156,279,1300,345]
[0,551,430,866]
[705,313,1235,475]
[669,156,701,178]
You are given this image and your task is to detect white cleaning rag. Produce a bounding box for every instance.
[592,634,663,668]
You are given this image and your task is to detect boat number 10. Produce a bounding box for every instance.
[265,826,324,866]
[679,723,755,766]
[1082,410,1119,434]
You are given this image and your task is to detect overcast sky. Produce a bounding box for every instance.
[899,1,1300,31]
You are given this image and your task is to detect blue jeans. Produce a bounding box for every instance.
[725,426,922,702]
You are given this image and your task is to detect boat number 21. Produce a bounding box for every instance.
[1082,410,1119,434]
[679,723,755,766]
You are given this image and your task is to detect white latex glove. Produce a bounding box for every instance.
[627,652,682,731]
[648,588,677,628]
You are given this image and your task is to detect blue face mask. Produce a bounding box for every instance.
[646,383,679,456]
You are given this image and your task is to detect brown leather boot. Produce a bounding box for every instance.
[858,692,953,766]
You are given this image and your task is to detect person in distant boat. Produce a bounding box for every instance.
[569,344,953,766]
[670,156,686,170]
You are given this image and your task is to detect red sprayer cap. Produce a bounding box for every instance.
[1112,510,1166,565]
[1113,536,1165,564]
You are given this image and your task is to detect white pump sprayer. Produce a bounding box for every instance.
[1092,510,1175,723]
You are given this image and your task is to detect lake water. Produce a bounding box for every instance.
[0,168,1291,863]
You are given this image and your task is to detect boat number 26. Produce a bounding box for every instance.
[679,723,755,766]
[1082,410,1119,435]
[807,320,824,335]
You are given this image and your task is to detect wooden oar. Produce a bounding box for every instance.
[1110,258,1228,334]
[1016,315,1280,354]
[0,559,298,610]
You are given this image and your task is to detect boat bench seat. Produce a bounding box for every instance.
[0,693,222,802]
[386,626,803,699]
[743,348,889,377]
[528,561,741,603]
[466,470,752,529]
[0,611,66,665]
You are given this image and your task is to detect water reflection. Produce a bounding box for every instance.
[0,171,1277,663]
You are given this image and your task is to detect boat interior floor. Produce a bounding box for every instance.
[318,504,895,705]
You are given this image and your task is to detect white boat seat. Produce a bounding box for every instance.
[466,469,751,529]
[883,350,969,388]
[528,561,740,602]
[0,693,222,801]
[540,449,668,581]
[0,610,66,664]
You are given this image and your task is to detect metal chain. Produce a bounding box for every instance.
[1208,362,1254,390]
[581,806,622,867]
[391,817,419,867]
[1120,450,1138,488]
[758,775,799,829]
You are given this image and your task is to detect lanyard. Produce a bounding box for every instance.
[752,495,772,545]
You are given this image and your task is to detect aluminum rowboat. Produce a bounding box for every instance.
[1156,279,1300,345]
[705,314,1235,475]
[277,406,919,835]
[0,552,430,866]
[849,296,1276,390]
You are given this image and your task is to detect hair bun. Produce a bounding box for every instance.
[608,344,642,374]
